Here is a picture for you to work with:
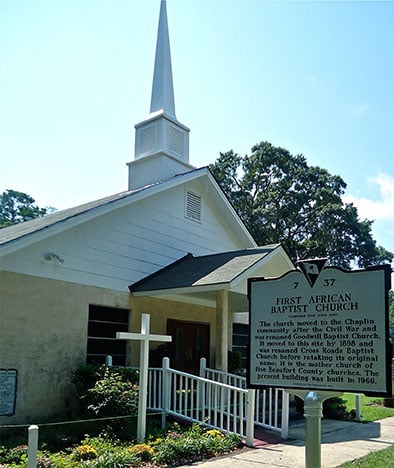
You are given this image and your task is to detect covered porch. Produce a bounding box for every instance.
[128,245,293,372]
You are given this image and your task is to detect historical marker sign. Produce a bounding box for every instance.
[0,369,17,416]
[248,263,392,397]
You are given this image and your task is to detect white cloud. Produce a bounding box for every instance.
[344,173,394,221]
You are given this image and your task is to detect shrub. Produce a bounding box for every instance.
[71,444,98,461]
[86,368,138,418]
[73,364,138,401]
[383,397,394,408]
[73,365,139,438]
[128,443,154,461]
[295,395,351,420]
[323,397,351,420]
[1,444,27,464]
[228,350,244,375]
[88,449,137,468]
[1,425,242,468]
[205,429,224,439]
[153,424,241,465]
[36,453,77,468]
[73,436,138,467]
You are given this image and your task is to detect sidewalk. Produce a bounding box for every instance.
[187,416,394,468]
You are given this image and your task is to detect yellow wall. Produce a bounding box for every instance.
[0,271,130,425]
[0,272,219,425]
[128,296,217,368]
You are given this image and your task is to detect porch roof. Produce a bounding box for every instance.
[129,245,282,312]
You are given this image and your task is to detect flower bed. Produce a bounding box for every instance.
[0,423,242,467]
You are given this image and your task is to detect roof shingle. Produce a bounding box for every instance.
[129,246,279,292]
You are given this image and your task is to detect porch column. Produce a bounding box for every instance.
[216,289,229,371]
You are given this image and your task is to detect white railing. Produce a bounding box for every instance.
[161,357,255,446]
[125,356,289,442]
[145,366,163,411]
[199,358,289,439]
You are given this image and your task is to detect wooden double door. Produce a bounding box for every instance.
[167,319,210,375]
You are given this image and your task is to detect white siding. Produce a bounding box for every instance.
[1,180,252,291]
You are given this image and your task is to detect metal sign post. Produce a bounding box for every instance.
[289,389,341,468]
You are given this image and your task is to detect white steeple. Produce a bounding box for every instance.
[128,0,193,190]
[150,0,176,119]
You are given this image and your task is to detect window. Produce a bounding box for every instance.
[232,323,249,371]
[185,191,201,222]
[87,305,129,366]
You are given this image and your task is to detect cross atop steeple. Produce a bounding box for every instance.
[150,0,176,119]
[127,0,193,190]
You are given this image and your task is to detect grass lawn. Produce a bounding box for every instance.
[338,444,394,467]
[337,384,394,467]
[341,384,394,423]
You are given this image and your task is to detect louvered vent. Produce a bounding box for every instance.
[185,191,201,222]
[141,125,156,153]
[169,125,184,157]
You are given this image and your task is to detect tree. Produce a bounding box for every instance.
[0,189,52,228]
[210,141,393,269]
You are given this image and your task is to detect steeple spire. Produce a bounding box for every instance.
[150,0,176,119]
[127,0,193,190]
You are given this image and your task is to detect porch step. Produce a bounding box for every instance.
[252,426,283,448]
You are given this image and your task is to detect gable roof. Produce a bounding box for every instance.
[0,167,256,256]
[0,190,138,246]
[130,246,280,293]
[129,244,293,312]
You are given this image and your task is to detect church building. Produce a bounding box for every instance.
[0,0,293,424]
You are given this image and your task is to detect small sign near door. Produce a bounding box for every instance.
[0,368,17,416]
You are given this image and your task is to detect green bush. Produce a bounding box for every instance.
[294,395,352,420]
[0,445,27,464]
[128,443,154,461]
[228,350,244,375]
[76,436,139,468]
[72,365,139,439]
[73,364,138,400]
[323,397,351,420]
[0,425,242,467]
[153,424,241,465]
[86,368,138,418]
[71,444,98,461]
[36,452,78,468]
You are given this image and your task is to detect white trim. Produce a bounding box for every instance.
[132,283,231,297]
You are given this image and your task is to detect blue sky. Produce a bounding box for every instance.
[1,0,393,270]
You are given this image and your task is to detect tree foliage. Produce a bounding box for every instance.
[210,141,393,269]
[0,189,51,228]
[389,290,394,329]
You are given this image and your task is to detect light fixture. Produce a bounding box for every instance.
[44,253,64,265]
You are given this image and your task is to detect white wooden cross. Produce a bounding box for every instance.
[116,313,172,442]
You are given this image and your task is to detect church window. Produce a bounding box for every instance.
[185,191,202,222]
[86,305,129,366]
[232,323,249,371]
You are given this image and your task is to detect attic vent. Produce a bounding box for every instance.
[169,125,184,157]
[185,191,201,222]
[141,125,156,153]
